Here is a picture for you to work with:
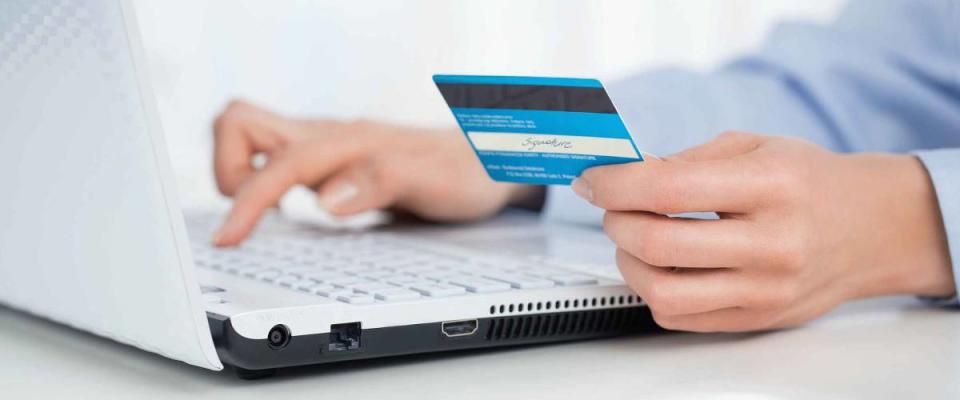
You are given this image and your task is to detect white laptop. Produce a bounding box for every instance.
[0,0,654,379]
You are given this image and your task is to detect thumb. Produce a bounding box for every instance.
[315,163,398,216]
[668,131,767,162]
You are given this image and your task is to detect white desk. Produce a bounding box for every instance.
[2,297,957,399]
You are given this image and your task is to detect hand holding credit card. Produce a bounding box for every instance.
[434,75,646,185]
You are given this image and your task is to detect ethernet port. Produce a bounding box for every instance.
[328,322,361,352]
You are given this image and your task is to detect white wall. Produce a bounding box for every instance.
[132,0,845,207]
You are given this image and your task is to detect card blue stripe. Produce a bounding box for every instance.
[433,75,602,88]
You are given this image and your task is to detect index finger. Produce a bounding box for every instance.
[212,137,370,246]
[213,155,300,246]
[578,157,769,214]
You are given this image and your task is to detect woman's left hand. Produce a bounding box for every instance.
[573,132,955,332]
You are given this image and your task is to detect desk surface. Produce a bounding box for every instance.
[2,297,957,399]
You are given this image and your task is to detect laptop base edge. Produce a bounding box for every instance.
[208,306,660,379]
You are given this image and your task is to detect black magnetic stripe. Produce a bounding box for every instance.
[436,83,617,114]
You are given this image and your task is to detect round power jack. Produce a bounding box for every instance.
[267,324,291,349]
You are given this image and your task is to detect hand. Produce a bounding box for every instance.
[574,132,955,332]
[211,100,541,246]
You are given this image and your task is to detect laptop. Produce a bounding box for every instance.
[0,0,656,379]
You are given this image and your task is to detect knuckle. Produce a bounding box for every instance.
[758,156,809,204]
[601,211,617,237]
[603,212,632,245]
[224,99,251,114]
[633,225,672,266]
[639,279,673,312]
[616,250,649,299]
[770,236,807,271]
[614,247,635,269]
[213,100,251,134]
[763,282,799,310]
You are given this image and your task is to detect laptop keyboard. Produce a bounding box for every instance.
[188,217,601,305]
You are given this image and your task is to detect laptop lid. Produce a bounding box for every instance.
[0,0,221,370]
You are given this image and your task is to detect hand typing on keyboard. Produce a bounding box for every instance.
[210,100,545,247]
[190,220,600,305]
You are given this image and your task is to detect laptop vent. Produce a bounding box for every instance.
[484,307,646,341]
[488,295,642,315]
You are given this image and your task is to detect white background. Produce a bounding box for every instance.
[132,0,845,207]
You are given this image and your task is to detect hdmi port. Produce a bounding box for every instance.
[441,320,479,337]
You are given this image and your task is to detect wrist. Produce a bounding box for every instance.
[851,154,955,299]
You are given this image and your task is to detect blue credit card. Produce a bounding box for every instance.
[433,75,643,185]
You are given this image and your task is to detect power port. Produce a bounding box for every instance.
[328,322,361,352]
[267,324,291,349]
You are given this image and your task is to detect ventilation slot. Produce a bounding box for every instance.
[489,295,642,315]
[485,307,645,341]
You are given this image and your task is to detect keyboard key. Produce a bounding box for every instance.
[483,273,555,289]
[384,276,432,287]
[303,271,352,282]
[255,269,282,282]
[357,269,397,279]
[420,269,463,281]
[236,265,265,276]
[350,282,396,294]
[292,279,320,291]
[274,275,302,287]
[448,276,511,293]
[337,293,376,305]
[312,286,353,298]
[326,276,371,288]
[200,285,225,294]
[201,293,226,304]
[409,283,466,297]
[373,288,422,301]
[548,273,598,286]
[278,265,317,275]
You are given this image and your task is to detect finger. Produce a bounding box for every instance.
[603,211,758,268]
[315,163,399,216]
[616,249,766,316]
[668,131,767,162]
[213,155,300,246]
[651,306,779,333]
[213,101,299,195]
[214,137,371,245]
[576,152,768,213]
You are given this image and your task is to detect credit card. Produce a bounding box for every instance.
[433,75,643,185]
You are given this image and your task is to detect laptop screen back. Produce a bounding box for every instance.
[0,0,221,370]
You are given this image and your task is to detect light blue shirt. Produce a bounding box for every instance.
[544,0,960,298]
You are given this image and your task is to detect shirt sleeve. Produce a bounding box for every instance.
[914,149,960,304]
[545,0,960,226]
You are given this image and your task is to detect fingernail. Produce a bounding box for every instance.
[212,218,241,246]
[571,177,593,202]
[317,183,359,211]
[640,151,662,161]
[211,230,226,246]
[213,227,227,247]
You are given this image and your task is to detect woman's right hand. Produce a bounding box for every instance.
[210,100,540,247]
